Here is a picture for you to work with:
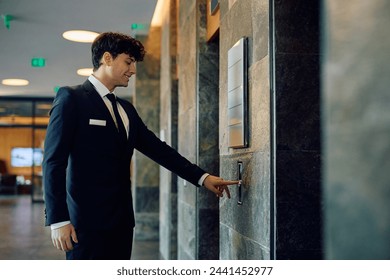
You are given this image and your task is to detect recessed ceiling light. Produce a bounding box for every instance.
[63,30,100,43]
[77,68,93,76]
[2,79,29,86]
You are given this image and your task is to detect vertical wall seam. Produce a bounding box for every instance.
[269,0,277,260]
[195,0,200,260]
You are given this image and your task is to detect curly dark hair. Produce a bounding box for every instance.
[91,32,146,70]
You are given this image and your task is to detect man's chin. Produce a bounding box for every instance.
[117,83,129,88]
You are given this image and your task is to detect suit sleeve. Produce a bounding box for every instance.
[132,108,206,187]
[42,88,77,226]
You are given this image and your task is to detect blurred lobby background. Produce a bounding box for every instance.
[1,0,389,260]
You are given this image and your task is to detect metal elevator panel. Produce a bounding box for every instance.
[227,37,248,148]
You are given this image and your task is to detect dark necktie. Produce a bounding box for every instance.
[106,93,127,142]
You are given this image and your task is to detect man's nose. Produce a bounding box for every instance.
[130,63,136,75]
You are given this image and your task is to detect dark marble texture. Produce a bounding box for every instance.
[275,54,321,151]
[197,40,220,212]
[176,0,222,260]
[133,30,162,243]
[274,0,320,54]
[197,41,221,259]
[274,0,322,259]
[135,186,159,212]
[197,209,219,259]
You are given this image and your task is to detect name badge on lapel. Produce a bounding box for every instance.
[89,119,107,126]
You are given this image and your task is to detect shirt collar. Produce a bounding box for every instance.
[88,75,114,98]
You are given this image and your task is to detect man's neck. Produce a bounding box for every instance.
[92,72,115,92]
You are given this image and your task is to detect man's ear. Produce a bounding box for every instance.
[102,52,113,66]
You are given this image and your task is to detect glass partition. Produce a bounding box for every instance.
[0,97,52,202]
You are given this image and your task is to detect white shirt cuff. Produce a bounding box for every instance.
[198,173,210,187]
[50,221,71,230]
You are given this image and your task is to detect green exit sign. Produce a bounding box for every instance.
[131,23,146,30]
[31,58,46,67]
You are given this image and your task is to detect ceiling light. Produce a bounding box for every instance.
[2,79,29,86]
[77,68,93,76]
[63,30,100,43]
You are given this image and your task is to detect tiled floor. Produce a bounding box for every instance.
[0,195,159,260]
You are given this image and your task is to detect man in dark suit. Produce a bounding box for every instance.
[43,32,237,260]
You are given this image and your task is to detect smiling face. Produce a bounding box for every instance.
[90,32,145,91]
[95,52,136,92]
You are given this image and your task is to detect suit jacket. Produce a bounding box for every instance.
[43,80,205,230]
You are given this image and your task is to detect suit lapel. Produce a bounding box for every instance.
[82,80,118,135]
[82,80,134,150]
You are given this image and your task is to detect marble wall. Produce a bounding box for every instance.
[131,0,390,261]
[156,0,324,260]
[176,0,221,259]
[274,0,322,259]
[323,0,390,259]
[159,0,179,260]
[133,28,161,241]
[177,0,198,260]
[197,3,220,259]
[219,0,272,259]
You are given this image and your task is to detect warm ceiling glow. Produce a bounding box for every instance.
[2,79,29,86]
[151,0,165,27]
[77,68,93,76]
[63,30,100,43]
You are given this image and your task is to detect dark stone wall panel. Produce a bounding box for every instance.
[274,0,320,54]
[275,54,321,151]
[274,0,322,259]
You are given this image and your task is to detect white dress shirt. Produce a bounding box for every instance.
[88,75,129,137]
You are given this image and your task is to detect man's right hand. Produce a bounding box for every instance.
[51,223,78,252]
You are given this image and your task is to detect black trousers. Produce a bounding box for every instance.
[66,227,134,260]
